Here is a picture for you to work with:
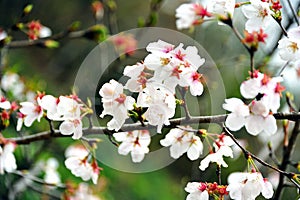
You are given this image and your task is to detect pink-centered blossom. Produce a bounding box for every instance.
[278,26,300,61]
[175,3,211,30]
[185,182,209,200]
[64,145,100,184]
[99,79,135,131]
[160,127,203,160]
[242,0,274,32]
[113,130,151,163]
[143,40,205,95]
[223,98,277,135]
[227,172,274,199]
[19,97,43,128]
[240,71,284,113]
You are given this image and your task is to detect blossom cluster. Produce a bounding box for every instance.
[99,39,205,132]
[18,93,90,139]
[65,144,102,184]
[223,70,284,136]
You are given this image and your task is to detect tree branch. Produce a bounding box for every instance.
[274,117,300,199]
[223,126,299,190]
[8,112,300,145]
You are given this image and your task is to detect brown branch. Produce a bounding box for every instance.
[8,112,300,145]
[223,126,299,190]
[274,118,300,199]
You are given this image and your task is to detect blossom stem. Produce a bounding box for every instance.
[229,24,255,74]
[223,126,299,190]
[277,61,289,76]
[286,0,300,26]
[178,87,192,120]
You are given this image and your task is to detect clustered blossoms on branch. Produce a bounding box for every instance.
[65,144,102,184]
[223,70,284,136]
[99,39,205,134]
[18,93,92,139]
[99,39,206,163]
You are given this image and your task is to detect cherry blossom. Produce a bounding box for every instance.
[160,127,203,160]
[19,97,43,128]
[0,97,11,110]
[223,98,277,135]
[137,86,176,132]
[59,118,83,139]
[43,158,61,186]
[113,130,151,163]
[99,79,135,131]
[69,183,102,200]
[0,142,17,174]
[110,33,137,55]
[27,20,51,40]
[227,172,274,199]
[1,72,25,99]
[40,95,60,120]
[240,71,284,113]
[143,40,205,95]
[223,98,250,131]
[185,182,209,200]
[242,0,274,32]
[207,0,235,18]
[0,29,7,41]
[65,145,100,184]
[199,145,233,171]
[278,26,300,61]
[175,3,211,30]
[123,62,148,92]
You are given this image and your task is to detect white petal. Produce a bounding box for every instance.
[263,116,277,135]
[262,180,274,199]
[59,121,75,135]
[225,114,246,131]
[245,115,264,135]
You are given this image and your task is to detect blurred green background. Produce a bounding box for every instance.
[1,0,300,199]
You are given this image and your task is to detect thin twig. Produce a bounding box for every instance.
[286,0,300,26]
[12,170,66,188]
[274,116,300,199]
[223,126,299,189]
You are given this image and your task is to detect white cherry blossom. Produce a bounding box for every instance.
[223,98,250,131]
[0,142,17,174]
[0,97,11,110]
[99,79,135,131]
[199,145,233,171]
[19,98,43,127]
[185,182,209,200]
[175,3,201,30]
[137,86,176,132]
[113,130,151,163]
[59,118,83,139]
[278,26,300,61]
[160,127,203,160]
[227,172,274,199]
[64,145,100,184]
[40,95,60,120]
[207,0,235,17]
[44,158,61,186]
[242,0,274,32]
[123,62,148,92]
[223,98,277,135]
[0,29,7,41]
